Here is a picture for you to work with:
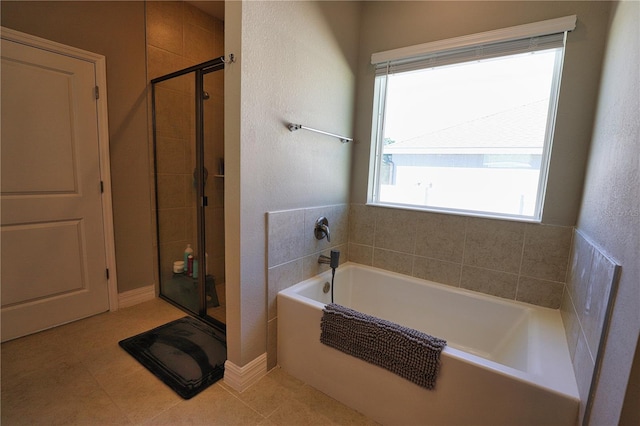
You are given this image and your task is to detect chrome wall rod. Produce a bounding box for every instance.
[288,123,353,143]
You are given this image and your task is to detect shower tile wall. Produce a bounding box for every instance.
[349,204,574,308]
[266,204,349,370]
[561,229,620,424]
[146,1,225,286]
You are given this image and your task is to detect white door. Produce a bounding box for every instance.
[1,31,114,341]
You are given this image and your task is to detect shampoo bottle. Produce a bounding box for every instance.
[187,254,194,277]
[183,244,193,272]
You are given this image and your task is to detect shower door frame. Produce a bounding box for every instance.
[151,57,225,329]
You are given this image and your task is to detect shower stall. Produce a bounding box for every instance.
[151,58,226,331]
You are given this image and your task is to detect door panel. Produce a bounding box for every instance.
[1,221,87,305]
[1,37,110,341]
[1,55,78,193]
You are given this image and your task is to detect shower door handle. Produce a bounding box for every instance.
[193,167,209,187]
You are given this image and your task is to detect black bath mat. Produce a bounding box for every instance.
[119,316,226,399]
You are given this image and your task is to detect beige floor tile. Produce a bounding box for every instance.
[219,367,305,417]
[265,397,335,426]
[100,367,183,424]
[147,383,265,425]
[1,298,375,426]
[1,359,130,425]
[292,384,379,426]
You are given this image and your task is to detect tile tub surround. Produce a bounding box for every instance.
[348,204,573,309]
[266,202,573,371]
[266,204,349,369]
[561,229,620,424]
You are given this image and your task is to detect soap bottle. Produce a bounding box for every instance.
[183,244,193,272]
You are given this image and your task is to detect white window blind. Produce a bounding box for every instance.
[372,15,576,76]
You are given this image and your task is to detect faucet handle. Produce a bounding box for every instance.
[314,217,330,242]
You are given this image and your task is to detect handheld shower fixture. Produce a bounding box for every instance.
[329,249,340,269]
[318,249,340,303]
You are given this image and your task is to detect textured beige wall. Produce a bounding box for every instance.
[351,1,611,226]
[1,1,154,294]
[575,1,640,424]
[227,1,361,366]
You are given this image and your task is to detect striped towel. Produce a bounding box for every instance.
[320,303,446,390]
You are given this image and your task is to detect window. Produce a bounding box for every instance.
[369,16,576,221]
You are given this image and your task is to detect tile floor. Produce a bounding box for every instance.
[1,299,377,425]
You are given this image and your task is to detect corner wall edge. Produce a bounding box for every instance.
[224,353,268,393]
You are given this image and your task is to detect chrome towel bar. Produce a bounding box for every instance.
[288,123,353,143]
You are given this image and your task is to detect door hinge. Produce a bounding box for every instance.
[106,268,110,279]
[94,86,100,99]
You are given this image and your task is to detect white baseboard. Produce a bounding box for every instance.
[117,285,156,309]
[224,353,267,392]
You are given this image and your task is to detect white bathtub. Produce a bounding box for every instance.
[277,263,579,426]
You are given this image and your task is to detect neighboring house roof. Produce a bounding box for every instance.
[384,99,549,155]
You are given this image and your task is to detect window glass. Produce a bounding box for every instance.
[371,48,563,221]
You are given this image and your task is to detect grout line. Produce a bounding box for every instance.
[216,381,269,421]
[459,216,468,288]
[514,223,528,301]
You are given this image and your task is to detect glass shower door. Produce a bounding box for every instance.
[152,58,226,330]
[153,72,201,314]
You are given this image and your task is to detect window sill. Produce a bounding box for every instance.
[365,201,543,224]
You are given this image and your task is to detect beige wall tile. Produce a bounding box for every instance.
[374,207,418,254]
[267,210,305,267]
[349,204,375,245]
[184,2,217,33]
[154,87,190,140]
[461,265,518,300]
[346,205,574,307]
[464,217,525,273]
[155,136,188,174]
[184,23,215,63]
[521,224,572,282]
[581,249,619,358]
[574,334,596,422]
[348,242,373,266]
[567,230,594,297]
[516,276,564,308]
[147,45,190,84]
[415,213,466,262]
[561,290,581,360]
[156,174,187,209]
[267,259,303,321]
[146,1,183,55]
[157,207,188,243]
[413,257,461,287]
[373,248,413,276]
